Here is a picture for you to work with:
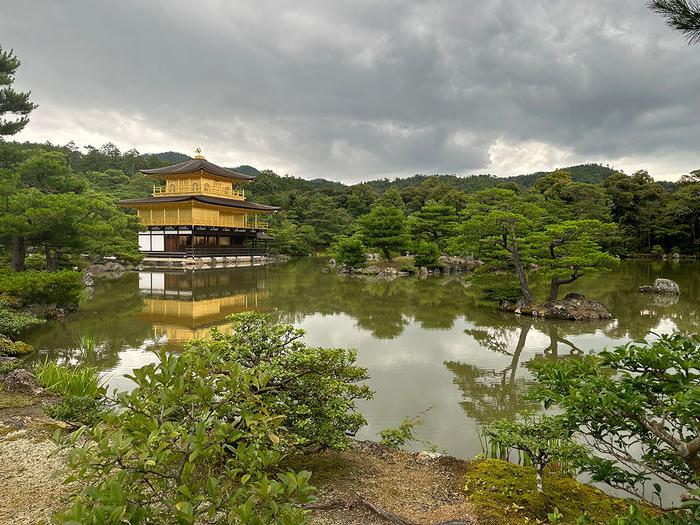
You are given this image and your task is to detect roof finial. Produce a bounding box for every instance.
[194,147,205,160]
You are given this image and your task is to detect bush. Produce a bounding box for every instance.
[380,415,421,449]
[0,336,33,357]
[528,334,700,503]
[412,240,441,269]
[0,302,45,338]
[651,245,665,258]
[0,270,84,306]
[399,263,417,274]
[189,312,373,449]
[35,361,105,425]
[54,343,316,523]
[331,236,366,268]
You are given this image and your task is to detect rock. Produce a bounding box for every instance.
[415,450,443,462]
[365,253,381,262]
[3,369,42,395]
[397,271,410,277]
[502,293,612,321]
[652,278,680,295]
[359,265,380,275]
[327,258,337,267]
[419,266,428,276]
[82,272,94,287]
[378,267,398,279]
[672,252,681,261]
[639,285,653,293]
[438,255,482,274]
[320,267,330,274]
[653,294,680,307]
[336,264,351,274]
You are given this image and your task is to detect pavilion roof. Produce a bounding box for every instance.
[141,158,255,181]
[119,195,279,212]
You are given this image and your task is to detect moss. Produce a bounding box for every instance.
[0,389,38,410]
[0,336,33,357]
[464,459,637,525]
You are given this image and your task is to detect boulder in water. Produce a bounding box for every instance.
[652,278,680,295]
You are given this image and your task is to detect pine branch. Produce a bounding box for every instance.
[649,0,700,44]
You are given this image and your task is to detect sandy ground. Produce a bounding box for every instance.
[0,391,474,525]
[0,397,75,525]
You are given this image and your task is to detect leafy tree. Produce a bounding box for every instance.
[409,199,459,246]
[482,413,587,492]
[358,205,409,261]
[529,334,700,502]
[0,46,37,136]
[649,0,700,44]
[452,189,545,304]
[331,235,366,268]
[412,240,441,269]
[526,220,619,300]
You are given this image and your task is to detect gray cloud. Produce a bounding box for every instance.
[2,0,698,181]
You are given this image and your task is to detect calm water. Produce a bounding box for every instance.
[24,259,699,458]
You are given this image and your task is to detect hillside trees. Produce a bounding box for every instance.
[0,150,140,270]
[357,205,409,261]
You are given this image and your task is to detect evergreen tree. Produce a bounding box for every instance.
[357,205,408,261]
[0,45,37,136]
[649,0,700,44]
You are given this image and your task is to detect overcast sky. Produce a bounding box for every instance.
[2,0,698,182]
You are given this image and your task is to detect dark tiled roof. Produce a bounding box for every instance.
[141,158,255,181]
[119,195,280,212]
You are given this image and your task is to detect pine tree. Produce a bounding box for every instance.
[649,0,700,44]
[0,45,37,136]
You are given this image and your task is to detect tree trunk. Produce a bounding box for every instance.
[11,235,26,272]
[382,246,392,261]
[44,243,60,272]
[509,228,533,304]
[548,274,579,301]
[536,462,545,493]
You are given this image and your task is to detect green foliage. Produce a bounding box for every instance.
[35,360,106,425]
[0,270,83,306]
[399,263,417,274]
[54,340,317,523]
[0,335,33,356]
[267,217,319,256]
[0,302,44,337]
[464,459,633,525]
[651,245,665,257]
[358,205,409,261]
[409,199,459,246]
[648,0,700,45]
[188,312,373,450]
[528,334,700,502]
[0,45,37,136]
[331,235,366,268]
[412,240,441,269]
[379,415,421,449]
[482,413,588,492]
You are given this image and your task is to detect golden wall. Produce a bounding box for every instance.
[134,202,269,228]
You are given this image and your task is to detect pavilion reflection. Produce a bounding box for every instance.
[138,268,269,347]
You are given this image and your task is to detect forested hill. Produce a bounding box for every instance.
[1,140,695,259]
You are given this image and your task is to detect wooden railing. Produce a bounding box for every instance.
[153,184,245,199]
[184,246,268,257]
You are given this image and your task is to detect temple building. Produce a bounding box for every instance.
[119,150,279,258]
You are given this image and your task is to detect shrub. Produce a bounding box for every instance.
[189,312,373,449]
[35,361,105,425]
[331,235,366,268]
[0,270,84,306]
[380,415,421,449]
[412,240,441,269]
[528,334,700,503]
[399,263,417,274]
[481,413,587,492]
[54,345,315,524]
[0,336,33,357]
[651,245,665,258]
[24,253,47,270]
[0,302,45,338]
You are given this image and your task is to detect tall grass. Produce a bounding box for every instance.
[35,360,105,398]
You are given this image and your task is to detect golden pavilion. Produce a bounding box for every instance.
[120,150,278,257]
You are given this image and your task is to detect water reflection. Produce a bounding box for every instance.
[22,258,699,457]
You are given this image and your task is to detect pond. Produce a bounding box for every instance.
[23,258,699,458]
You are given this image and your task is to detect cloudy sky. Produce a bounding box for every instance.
[2,0,699,182]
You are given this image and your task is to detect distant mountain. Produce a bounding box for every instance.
[151,151,192,164]
[232,165,261,177]
[505,163,620,188]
